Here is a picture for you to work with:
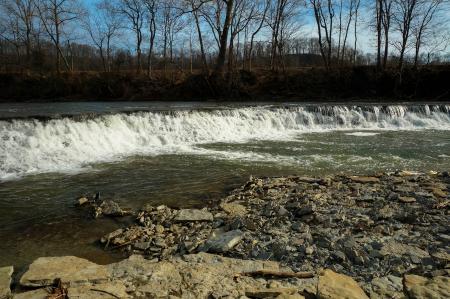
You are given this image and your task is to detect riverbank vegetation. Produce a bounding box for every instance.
[0,0,449,101]
[0,66,449,101]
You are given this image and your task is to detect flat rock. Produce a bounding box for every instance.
[20,256,109,287]
[13,289,48,299]
[404,275,450,299]
[349,176,380,183]
[175,209,213,222]
[68,282,130,298]
[317,269,369,299]
[0,266,13,299]
[202,229,244,253]
[380,241,429,259]
[399,196,416,203]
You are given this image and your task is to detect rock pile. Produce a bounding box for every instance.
[4,171,448,298]
[96,171,449,297]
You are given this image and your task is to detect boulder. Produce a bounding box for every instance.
[202,229,244,253]
[317,269,369,299]
[175,209,213,222]
[0,266,13,299]
[403,275,450,299]
[20,256,109,287]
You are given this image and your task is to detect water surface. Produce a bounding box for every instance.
[1,102,449,268]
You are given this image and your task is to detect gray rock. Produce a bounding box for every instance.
[0,266,13,299]
[175,209,213,222]
[202,230,244,253]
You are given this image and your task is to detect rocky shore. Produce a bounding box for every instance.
[2,171,450,298]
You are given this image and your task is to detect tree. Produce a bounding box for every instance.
[0,0,36,67]
[310,0,335,69]
[411,0,443,67]
[117,0,146,73]
[381,0,393,68]
[143,0,157,76]
[393,0,418,70]
[35,0,84,72]
[83,0,121,72]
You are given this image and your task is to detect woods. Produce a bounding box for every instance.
[0,0,449,75]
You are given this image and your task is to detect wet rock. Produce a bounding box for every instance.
[403,275,450,299]
[175,209,213,222]
[202,229,244,253]
[317,269,369,299]
[20,256,109,287]
[0,266,13,299]
[100,200,129,217]
[76,196,89,206]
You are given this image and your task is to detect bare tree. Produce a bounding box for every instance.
[246,0,269,71]
[381,0,393,68]
[310,0,335,69]
[83,0,121,72]
[35,0,84,72]
[143,0,157,76]
[0,0,35,67]
[411,0,443,67]
[393,0,418,70]
[215,0,234,74]
[117,0,146,73]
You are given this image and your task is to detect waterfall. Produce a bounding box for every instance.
[1,104,450,180]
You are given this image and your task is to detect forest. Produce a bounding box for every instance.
[0,0,449,101]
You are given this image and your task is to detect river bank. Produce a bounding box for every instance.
[1,66,449,102]
[3,171,449,298]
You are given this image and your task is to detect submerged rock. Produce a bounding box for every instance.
[0,266,13,299]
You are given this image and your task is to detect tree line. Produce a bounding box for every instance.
[0,0,449,76]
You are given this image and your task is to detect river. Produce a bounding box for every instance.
[1,101,450,268]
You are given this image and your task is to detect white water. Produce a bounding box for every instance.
[1,104,450,180]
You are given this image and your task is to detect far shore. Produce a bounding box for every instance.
[1,66,449,103]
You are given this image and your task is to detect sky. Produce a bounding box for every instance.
[79,0,450,58]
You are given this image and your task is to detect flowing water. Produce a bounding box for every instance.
[1,102,450,268]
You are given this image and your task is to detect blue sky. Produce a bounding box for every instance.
[80,0,450,57]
